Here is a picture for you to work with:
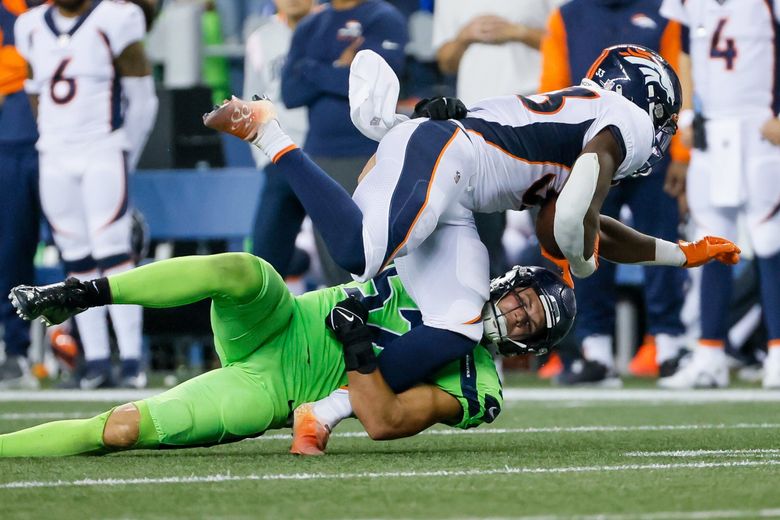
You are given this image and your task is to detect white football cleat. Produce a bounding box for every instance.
[658,347,729,389]
[762,349,780,389]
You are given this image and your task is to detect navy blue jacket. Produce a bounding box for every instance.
[281,0,407,157]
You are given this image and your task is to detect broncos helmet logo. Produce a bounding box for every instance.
[620,48,677,124]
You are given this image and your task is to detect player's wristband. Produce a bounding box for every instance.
[338,327,377,374]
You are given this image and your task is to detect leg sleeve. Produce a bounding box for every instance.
[0,410,112,457]
[210,255,294,364]
[108,253,294,365]
[141,364,282,447]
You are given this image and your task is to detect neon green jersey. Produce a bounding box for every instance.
[285,266,503,429]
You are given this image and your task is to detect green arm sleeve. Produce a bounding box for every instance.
[431,345,504,430]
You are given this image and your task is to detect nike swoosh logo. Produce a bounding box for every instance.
[336,309,355,322]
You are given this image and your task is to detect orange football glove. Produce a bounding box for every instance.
[678,236,741,267]
[541,247,575,288]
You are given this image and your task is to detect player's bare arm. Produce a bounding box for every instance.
[347,372,461,440]
[115,41,152,77]
[24,63,38,118]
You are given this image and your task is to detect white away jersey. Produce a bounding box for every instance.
[15,0,145,150]
[661,0,780,119]
[459,86,654,213]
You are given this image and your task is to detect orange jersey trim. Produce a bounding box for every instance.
[699,339,725,348]
[380,128,462,271]
[769,340,780,349]
[466,128,571,171]
[463,314,482,325]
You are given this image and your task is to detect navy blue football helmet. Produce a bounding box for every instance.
[584,44,682,176]
[481,266,577,356]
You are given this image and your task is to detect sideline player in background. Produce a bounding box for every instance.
[244,0,315,294]
[539,0,689,385]
[279,0,407,286]
[659,0,780,389]
[14,0,158,389]
[0,0,39,389]
[2,255,572,456]
[204,45,740,404]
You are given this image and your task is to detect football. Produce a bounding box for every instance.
[535,196,564,259]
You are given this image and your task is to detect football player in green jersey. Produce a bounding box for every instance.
[3,253,574,457]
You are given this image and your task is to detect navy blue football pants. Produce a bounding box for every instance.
[574,161,686,341]
[0,142,40,357]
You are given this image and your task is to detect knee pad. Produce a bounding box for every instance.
[148,397,195,446]
[219,392,274,439]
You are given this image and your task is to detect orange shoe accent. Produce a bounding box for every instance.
[628,336,658,377]
[538,353,563,379]
[31,363,48,379]
[290,403,331,456]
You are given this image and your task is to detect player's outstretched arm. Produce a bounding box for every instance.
[598,216,740,267]
[325,298,461,440]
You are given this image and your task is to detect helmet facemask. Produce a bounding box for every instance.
[482,267,574,356]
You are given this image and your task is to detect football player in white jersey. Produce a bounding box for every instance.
[204,45,739,399]
[14,0,157,388]
[659,0,780,389]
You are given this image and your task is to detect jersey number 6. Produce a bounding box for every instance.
[51,58,77,105]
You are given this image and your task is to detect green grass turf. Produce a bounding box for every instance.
[1,396,779,519]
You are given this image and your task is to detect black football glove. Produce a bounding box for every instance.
[412,96,468,120]
[325,297,377,374]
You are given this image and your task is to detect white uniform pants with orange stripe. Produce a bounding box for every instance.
[352,118,489,341]
[39,134,132,268]
[686,116,780,256]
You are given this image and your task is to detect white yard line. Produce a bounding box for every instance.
[2,388,780,403]
[501,388,780,403]
[251,422,780,442]
[1,459,778,490]
[0,412,94,420]
[472,508,780,520]
[624,448,780,457]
